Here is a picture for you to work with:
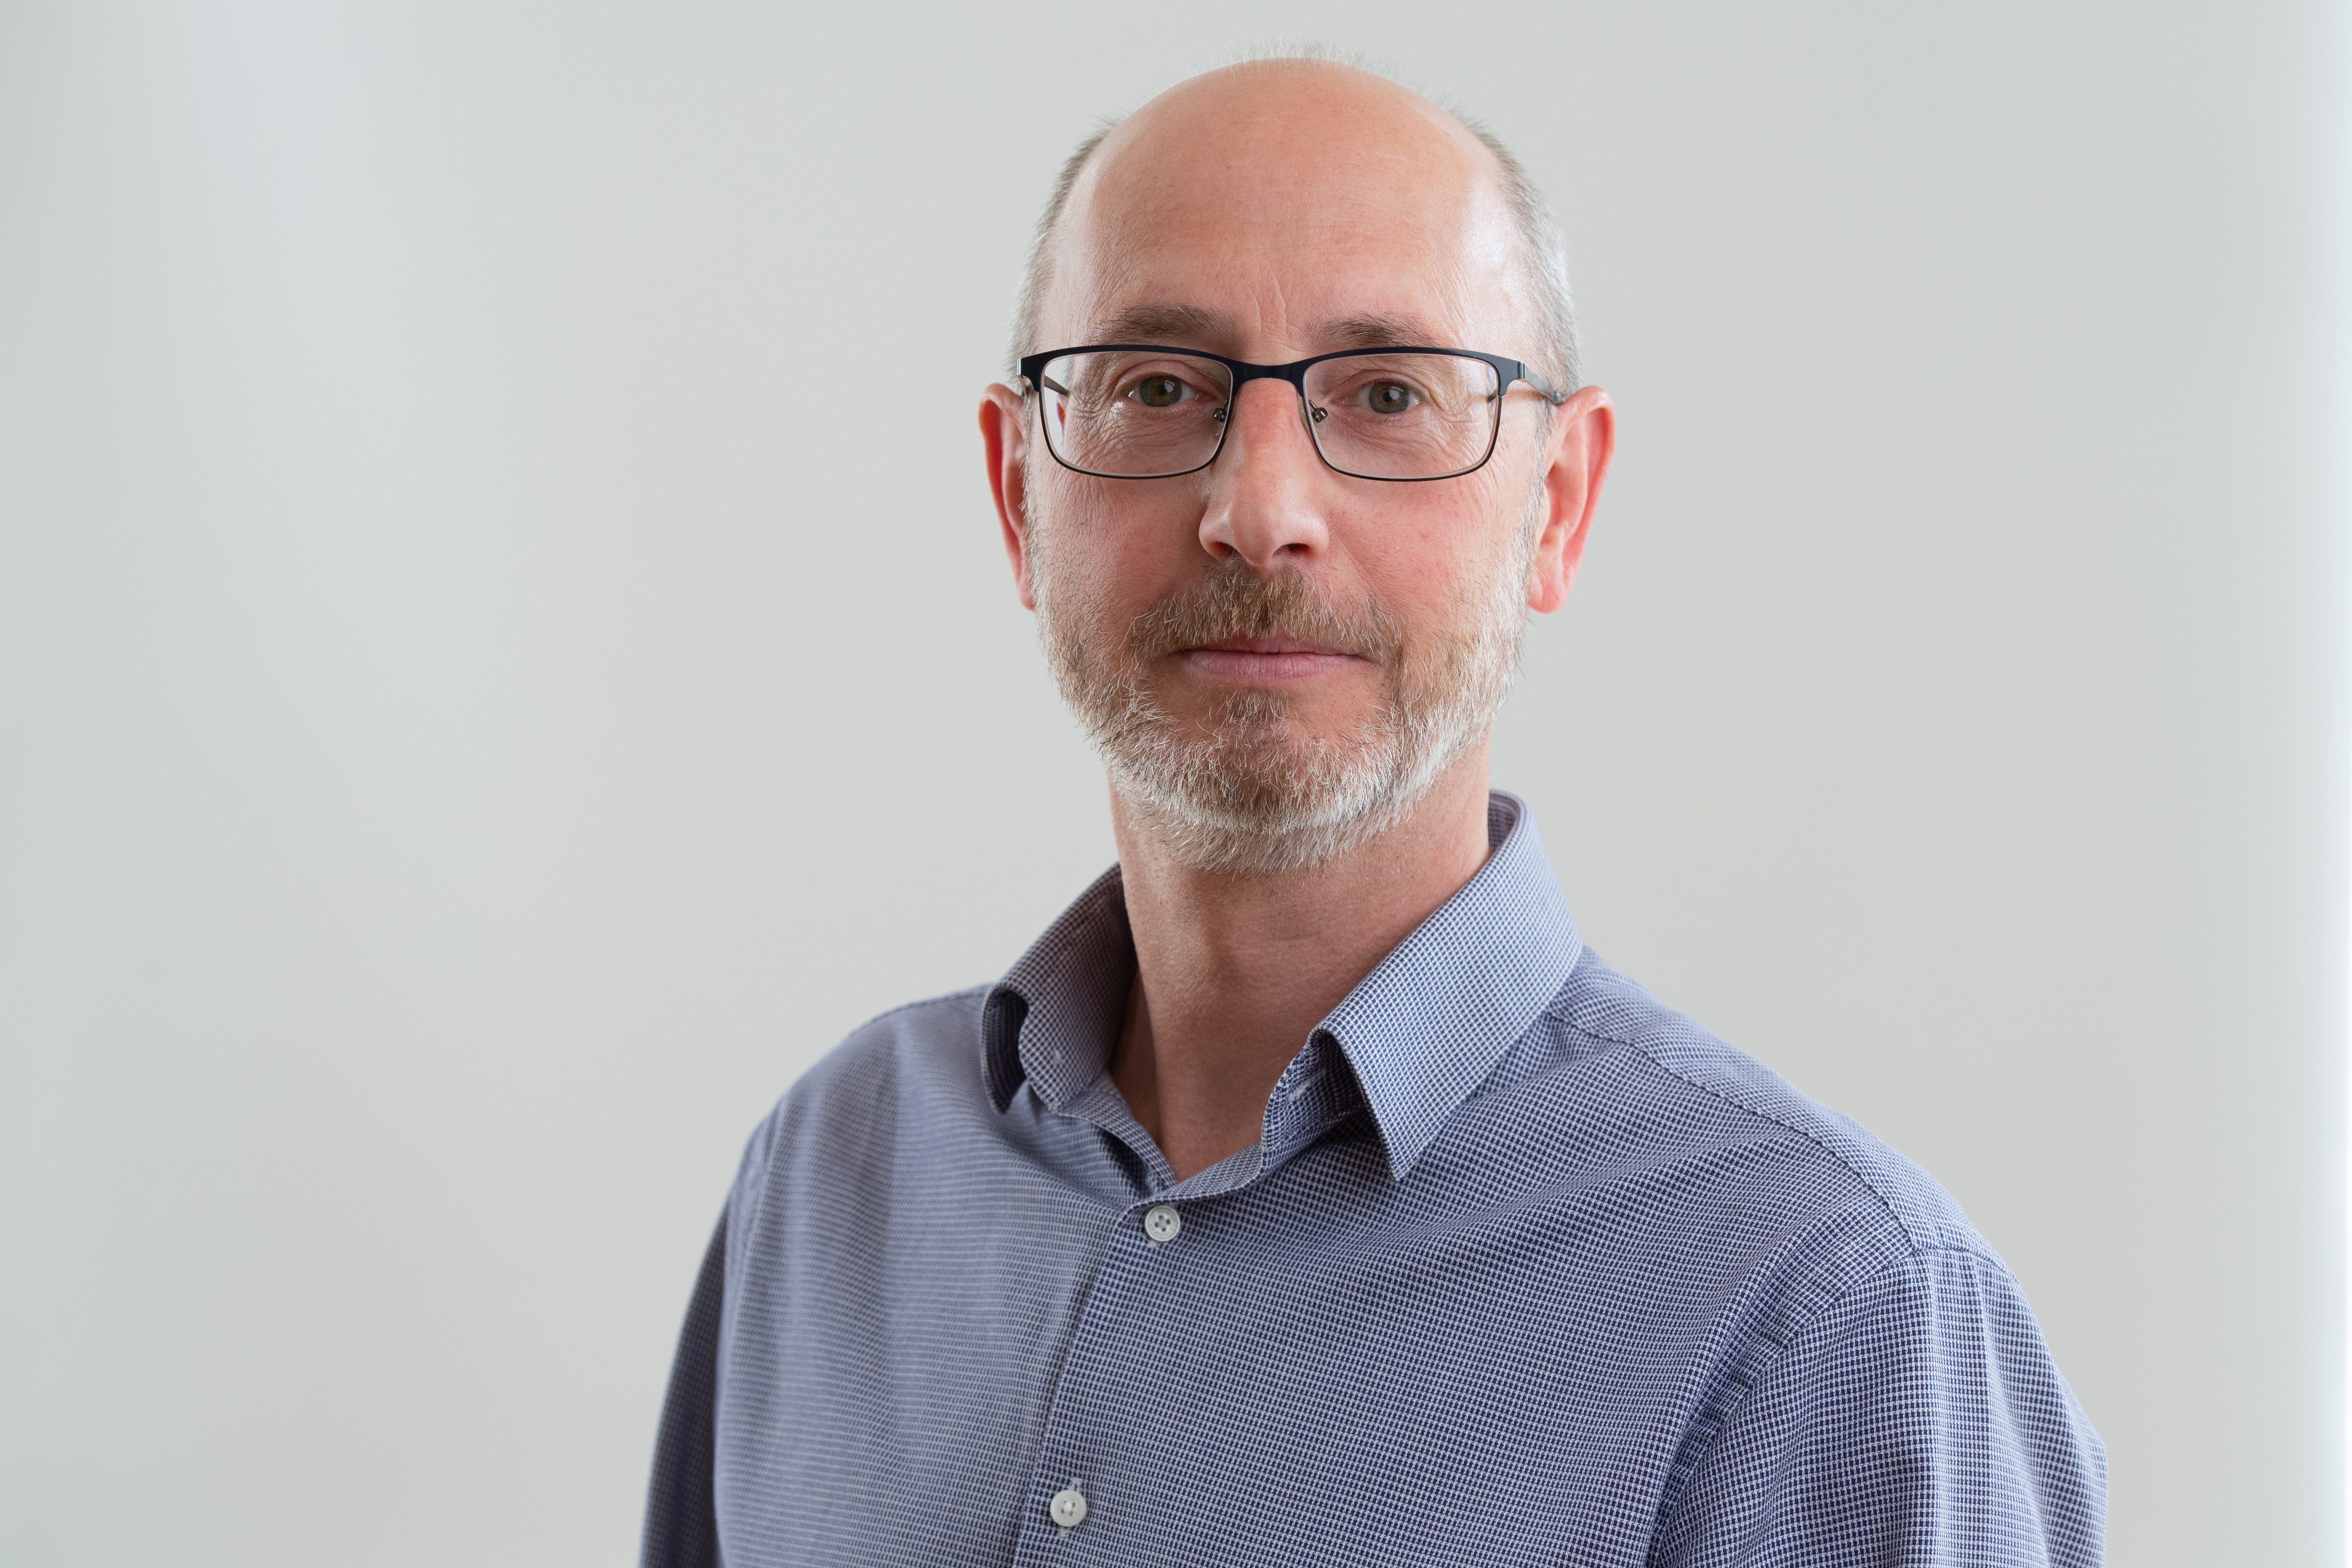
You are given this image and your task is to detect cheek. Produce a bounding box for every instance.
[1353,482,1510,620]
[1038,474,1208,604]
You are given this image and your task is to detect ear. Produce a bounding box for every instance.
[979,383,1037,610]
[1525,385,1616,615]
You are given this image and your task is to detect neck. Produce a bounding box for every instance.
[1108,742,1497,1181]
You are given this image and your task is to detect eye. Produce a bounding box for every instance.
[1365,380,1418,415]
[1130,374,1186,408]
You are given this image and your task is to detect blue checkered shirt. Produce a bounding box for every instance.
[643,793,2105,1566]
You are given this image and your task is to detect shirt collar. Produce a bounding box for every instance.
[981,790,1582,1183]
[1320,791,1582,1178]
[981,863,1132,1118]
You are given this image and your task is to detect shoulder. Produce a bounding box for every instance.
[727,985,994,1221]
[1536,947,1987,1261]
[1509,960,2107,1559]
[793,985,992,1101]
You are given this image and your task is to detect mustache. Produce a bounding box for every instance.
[1125,563,1405,664]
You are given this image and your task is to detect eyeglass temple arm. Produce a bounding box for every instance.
[1516,368,1569,405]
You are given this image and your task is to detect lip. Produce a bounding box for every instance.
[1176,636,1366,685]
[1189,635,1354,657]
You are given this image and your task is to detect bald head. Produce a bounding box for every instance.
[1008,56,1580,392]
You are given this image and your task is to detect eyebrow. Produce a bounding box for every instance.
[1093,302,1230,345]
[1321,313,1446,351]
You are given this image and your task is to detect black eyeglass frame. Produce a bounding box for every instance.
[1016,344,1567,484]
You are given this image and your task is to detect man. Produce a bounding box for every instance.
[643,53,2105,1568]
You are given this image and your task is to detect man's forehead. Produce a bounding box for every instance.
[1083,300,1466,359]
[1039,62,1527,355]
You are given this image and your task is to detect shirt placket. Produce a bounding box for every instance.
[1001,1039,1372,1563]
[1004,1185,1197,1566]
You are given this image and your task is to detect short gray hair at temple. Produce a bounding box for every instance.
[1005,43,1584,397]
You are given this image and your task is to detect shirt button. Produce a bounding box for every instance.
[1143,1203,1182,1243]
[1049,1484,1089,1528]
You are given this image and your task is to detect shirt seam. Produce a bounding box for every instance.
[1561,1013,1974,1261]
[862,982,993,1031]
[1645,1245,2000,1556]
[735,985,998,1245]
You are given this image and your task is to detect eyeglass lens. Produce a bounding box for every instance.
[1036,350,1503,480]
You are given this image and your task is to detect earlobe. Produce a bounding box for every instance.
[979,385,1037,611]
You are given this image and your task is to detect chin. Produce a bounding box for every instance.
[1108,719,1461,877]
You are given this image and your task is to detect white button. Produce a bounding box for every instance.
[1143,1204,1182,1243]
[1049,1485,1088,1528]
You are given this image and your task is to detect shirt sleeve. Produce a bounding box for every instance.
[1652,1246,2107,1568]
[640,1212,727,1568]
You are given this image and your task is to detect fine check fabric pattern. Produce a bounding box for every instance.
[644,794,2106,1567]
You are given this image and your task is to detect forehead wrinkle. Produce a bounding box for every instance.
[1056,239,1512,367]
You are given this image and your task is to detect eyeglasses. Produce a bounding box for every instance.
[1017,344,1566,483]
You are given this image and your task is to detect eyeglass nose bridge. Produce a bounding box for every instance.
[1209,361,1327,443]
[1227,360,1313,393]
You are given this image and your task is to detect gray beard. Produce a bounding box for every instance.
[1029,484,1540,876]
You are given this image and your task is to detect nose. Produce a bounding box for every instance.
[1197,376,1331,571]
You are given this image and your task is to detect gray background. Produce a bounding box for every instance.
[1,2,2344,1564]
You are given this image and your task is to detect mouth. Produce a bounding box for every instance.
[1176,634,1368,685]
